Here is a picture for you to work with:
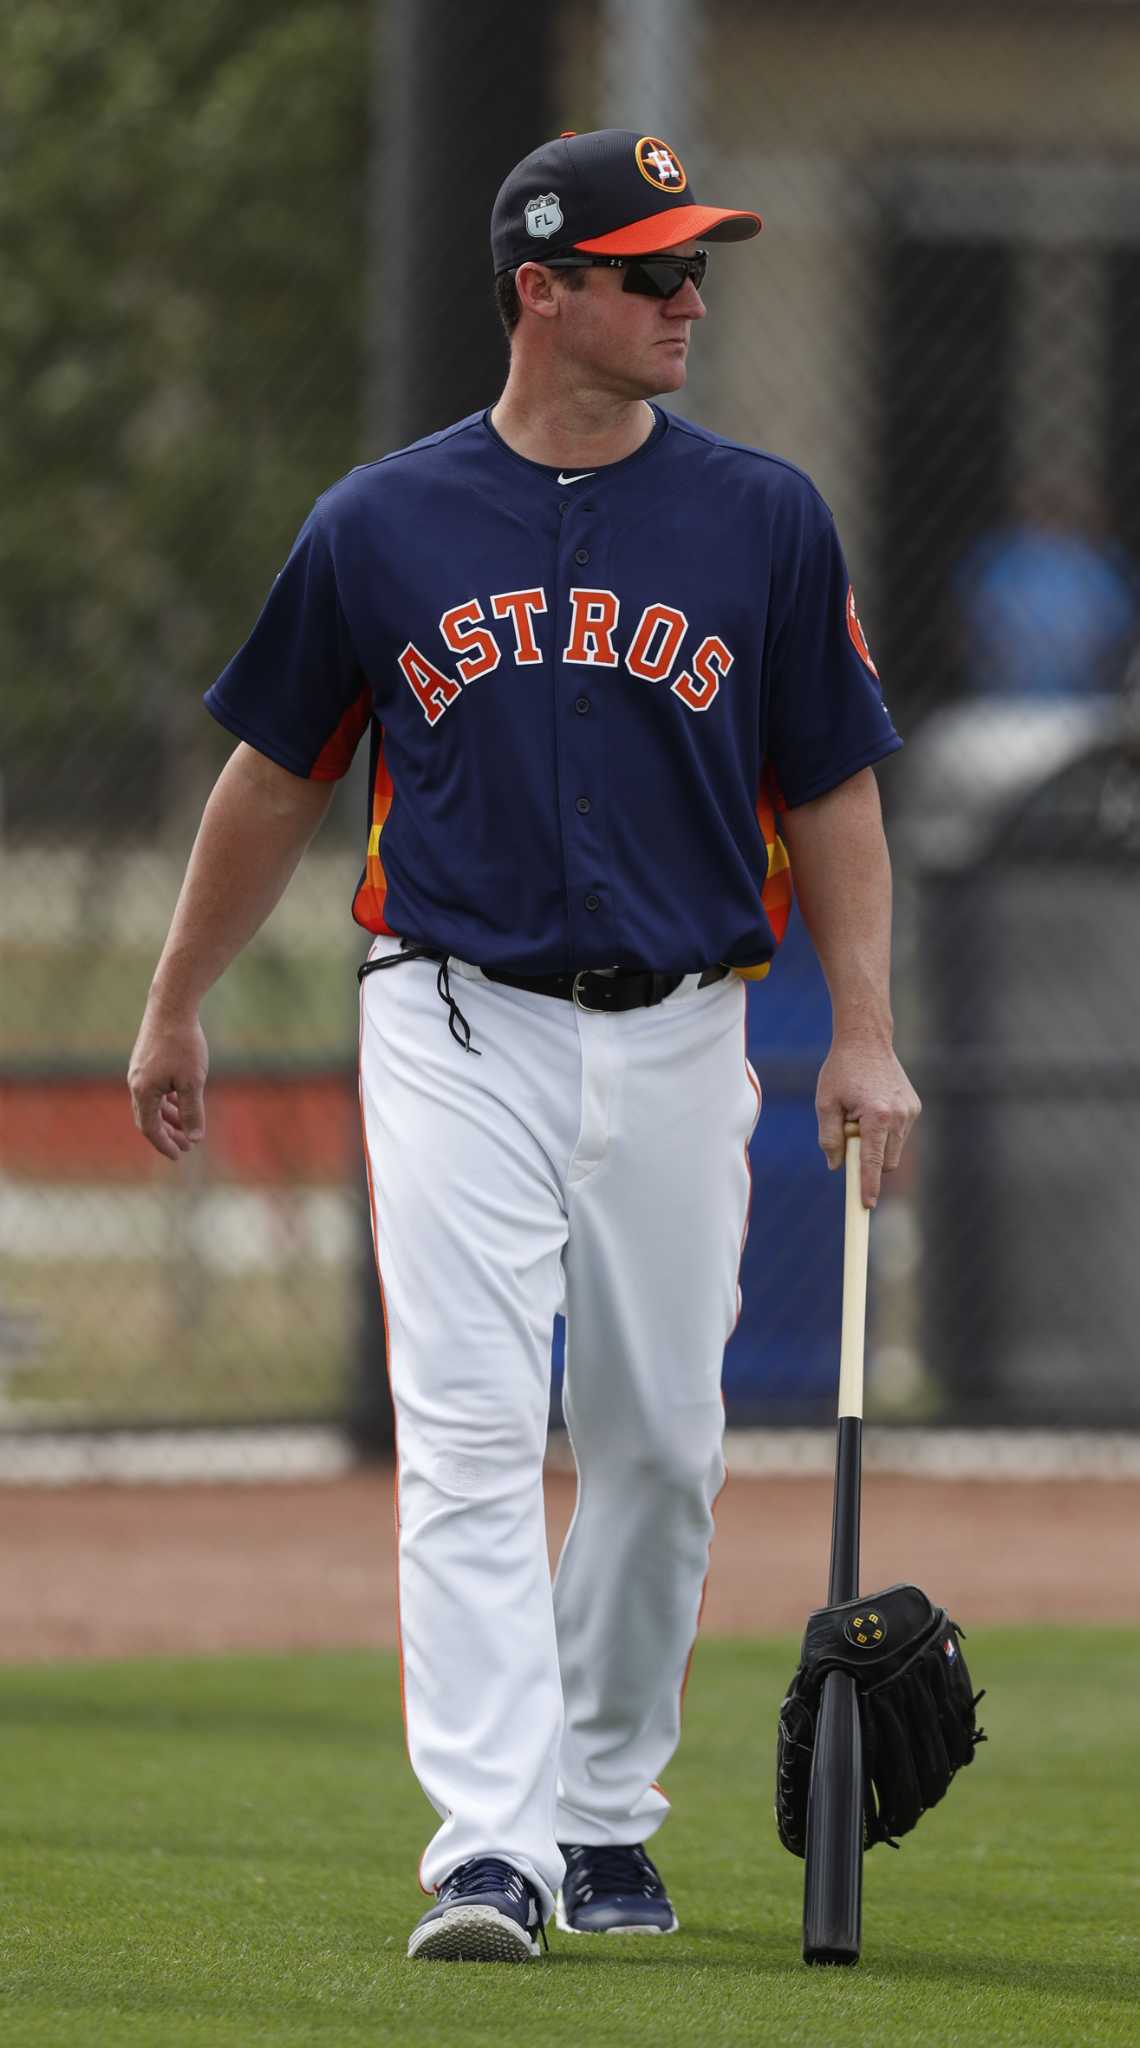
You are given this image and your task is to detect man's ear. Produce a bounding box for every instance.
[514,262,562,321]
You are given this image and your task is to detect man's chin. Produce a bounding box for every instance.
[609,356,688,402]
[647,358,688,397]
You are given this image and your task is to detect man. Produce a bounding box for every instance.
[128,128,919,1963]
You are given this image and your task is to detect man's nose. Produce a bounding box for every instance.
[667,278,706,319]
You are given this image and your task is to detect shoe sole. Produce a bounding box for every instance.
[407,1903,541,1962]
[555,1894,679,1936]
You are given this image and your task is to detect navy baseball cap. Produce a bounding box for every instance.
[491,128,762,275]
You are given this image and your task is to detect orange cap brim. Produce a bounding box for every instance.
[575,205,762,255]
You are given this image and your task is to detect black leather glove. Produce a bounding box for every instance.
[776,1582,986,1855]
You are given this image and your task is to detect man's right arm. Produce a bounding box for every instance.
[127,741,337,1160]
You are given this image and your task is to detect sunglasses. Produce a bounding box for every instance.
[541,249,708,300]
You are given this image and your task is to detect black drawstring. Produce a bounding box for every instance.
[358,944,481,1056]
[433,955,479,1055]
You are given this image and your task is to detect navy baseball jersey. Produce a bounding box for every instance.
[205,406,900,976]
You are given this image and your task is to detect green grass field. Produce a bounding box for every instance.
[1,1633,1136,2047]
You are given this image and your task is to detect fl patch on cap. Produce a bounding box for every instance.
[491,127,762,274]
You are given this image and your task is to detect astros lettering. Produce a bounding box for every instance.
[398,586,735,725]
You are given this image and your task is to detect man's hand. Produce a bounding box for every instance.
[128,1004,210,1161]
[124,741,337,1161]
[779,768,920,1208]
[815,1038,921,1207]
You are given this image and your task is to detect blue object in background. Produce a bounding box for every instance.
[953,524,1138,698]
[549,905,841,1425]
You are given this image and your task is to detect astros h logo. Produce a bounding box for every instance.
[635,137,687,192]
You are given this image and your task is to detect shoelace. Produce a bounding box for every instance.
[443,1857,526,1901]
[563,1842,665,1900]
[358,944,480,1055]
[439,1858,549,1949]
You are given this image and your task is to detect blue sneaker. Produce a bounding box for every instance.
[556,1842,679,1935]
[407,1857,547,1962]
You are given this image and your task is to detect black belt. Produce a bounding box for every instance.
[358,944,729,1055]
[483,963,729,1013]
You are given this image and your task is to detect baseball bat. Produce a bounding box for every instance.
[802,1120,870,1967]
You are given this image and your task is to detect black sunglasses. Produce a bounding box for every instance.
[541,249,708,300]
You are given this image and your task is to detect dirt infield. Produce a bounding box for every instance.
[2,1467,1136,1663]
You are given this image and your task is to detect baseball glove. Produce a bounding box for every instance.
[775,1582,986,1855]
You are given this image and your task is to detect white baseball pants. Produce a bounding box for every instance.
[358,939,760,1921]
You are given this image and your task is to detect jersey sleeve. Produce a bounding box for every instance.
[763,515,901,808]
[204,506,372,780]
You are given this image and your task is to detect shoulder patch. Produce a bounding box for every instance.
[846,584,879,678]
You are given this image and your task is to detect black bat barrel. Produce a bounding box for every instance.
[803,1413,864,1964]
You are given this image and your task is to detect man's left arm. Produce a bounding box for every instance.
[779,765,920,1208]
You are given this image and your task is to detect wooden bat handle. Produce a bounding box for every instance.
[838,1126,869,1422]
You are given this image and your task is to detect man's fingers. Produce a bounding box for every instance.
[815,1048,921,1204]
[858,1123,888,1208]
[128,1065,206,1158]
[817,1103,847,1171]
[175,1082,205,1142]
[127,1011,209,1162]
[159,1096,194,1152]
[855,1109,918,1205]
[131,1084,184,1160]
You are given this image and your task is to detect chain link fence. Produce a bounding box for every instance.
[4,0,1139,1457]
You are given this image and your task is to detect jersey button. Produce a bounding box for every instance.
[559,500,571,514]
[574,548,590,565]
[584,892,600,911]
[575,796,591,815]
[575,695,591,714]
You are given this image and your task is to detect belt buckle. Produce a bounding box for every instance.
[572,964,620,1012]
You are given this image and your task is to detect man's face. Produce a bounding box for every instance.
[541,240,707,399]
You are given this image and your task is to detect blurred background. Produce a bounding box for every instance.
[4,0,1140,1472]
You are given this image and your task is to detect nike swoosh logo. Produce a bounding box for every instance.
[557,471,595,485]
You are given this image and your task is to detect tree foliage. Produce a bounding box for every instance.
[1,0,369,833]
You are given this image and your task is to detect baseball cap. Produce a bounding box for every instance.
[491,128,761,274]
